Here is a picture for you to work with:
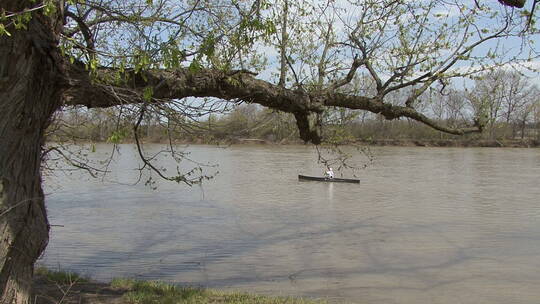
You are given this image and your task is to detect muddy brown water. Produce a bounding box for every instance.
[42,144,540,303]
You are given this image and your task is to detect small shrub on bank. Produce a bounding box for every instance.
[34,266,89,284]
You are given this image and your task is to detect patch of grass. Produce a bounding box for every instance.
[112,279,205,304]
[34,266,89,284]
[112,279,327,304]
[207,290,328,304]
[110,277,138,289]
[35,270,328,304]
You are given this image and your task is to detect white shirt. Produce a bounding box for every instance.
[326,169,334,178]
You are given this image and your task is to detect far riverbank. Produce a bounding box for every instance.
[77,137,539,148]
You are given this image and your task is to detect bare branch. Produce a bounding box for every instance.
[328,56,363,91]
[64,10,95,55]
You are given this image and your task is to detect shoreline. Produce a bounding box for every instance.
[49,137,540,148]
[354,138,540,148]
[32,267,328,304]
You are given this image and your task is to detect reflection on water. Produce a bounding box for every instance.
[42,145,540,303]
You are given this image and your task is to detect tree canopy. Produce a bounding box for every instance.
[6,0,538,143]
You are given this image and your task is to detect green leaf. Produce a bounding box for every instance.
[107,130,127,144]
[189,60,202,73]
[22,12,32,23]
[0,24,11,36]
[89,58,97,71]
[43,2,57,16]
[143,86,154,102]
[0,10,7,22]
[201,34,216,58]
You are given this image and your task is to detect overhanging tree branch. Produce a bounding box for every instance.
[62,62,483,144]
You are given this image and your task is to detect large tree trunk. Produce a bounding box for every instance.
[0,2,64,303]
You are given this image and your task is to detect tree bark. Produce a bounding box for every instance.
[0,2,65,303]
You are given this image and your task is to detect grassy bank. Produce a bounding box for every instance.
[32,267,328,304]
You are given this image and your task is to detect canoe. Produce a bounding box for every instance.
[298,174,360,184]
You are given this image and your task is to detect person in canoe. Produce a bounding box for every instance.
[325,167,334,179]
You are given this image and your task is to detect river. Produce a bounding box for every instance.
[41,144,540,303]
